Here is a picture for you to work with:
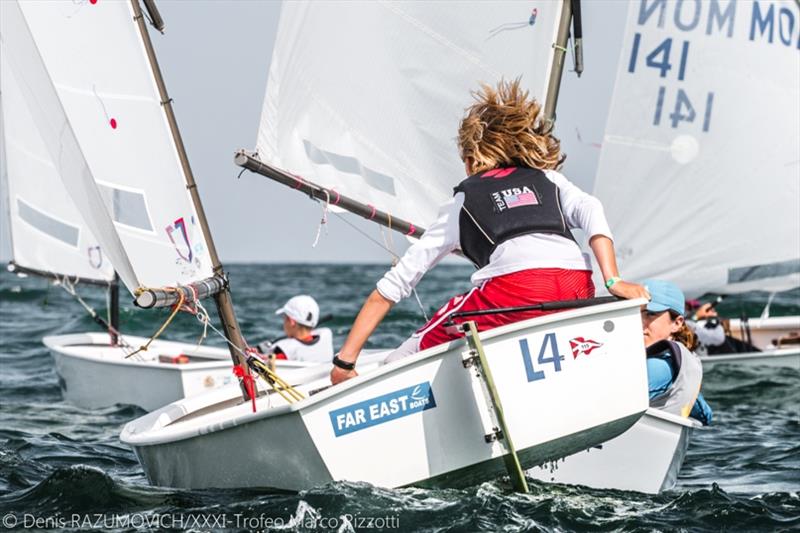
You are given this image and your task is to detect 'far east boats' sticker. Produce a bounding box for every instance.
[328,382,436,437]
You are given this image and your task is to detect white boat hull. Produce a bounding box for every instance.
[122,299,650,490]
[44,333,331,411]
[700,347,800,370]
[728,316,800,351]
[527,408,698,494]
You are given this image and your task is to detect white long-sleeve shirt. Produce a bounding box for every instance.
[376,169,613,303]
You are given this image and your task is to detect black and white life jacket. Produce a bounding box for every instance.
[453,166,575,268]
[646,340,704,418]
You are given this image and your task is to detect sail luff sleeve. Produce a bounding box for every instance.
[235,150,426,239]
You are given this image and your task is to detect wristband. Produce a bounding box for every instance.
[332,355,356,371]
[605,276,622,289]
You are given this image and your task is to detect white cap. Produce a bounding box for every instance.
[275,295,319,327]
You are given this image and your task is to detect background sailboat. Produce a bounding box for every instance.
[1,51,117,310]
[531,0,800,493]
[0,0,324,412]
[591,0,799,368]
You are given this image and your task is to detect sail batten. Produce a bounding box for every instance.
[255,1,565,231]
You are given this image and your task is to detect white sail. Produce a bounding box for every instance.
[0,0,136,289]
[592,0,800,296]
[1,54,115,283]
[257,0,564,228]
[1,0,215,295]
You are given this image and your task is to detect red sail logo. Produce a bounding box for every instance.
[569,337,603,359]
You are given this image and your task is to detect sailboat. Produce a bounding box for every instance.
[590,0,799,370]
[119,0,650,491]
[0,0,332,413]
[529,0,800,493]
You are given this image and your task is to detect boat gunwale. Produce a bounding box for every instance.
[43,332,318,371]
[698,347,800,365]
[642,407,701,428]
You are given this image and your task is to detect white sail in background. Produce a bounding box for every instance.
[1,0,136,289]
[592,0,800,296]
[0,0,214,295]
[1,60,114,283]
[257,0,564,228]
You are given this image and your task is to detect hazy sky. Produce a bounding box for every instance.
[1,0,628,264]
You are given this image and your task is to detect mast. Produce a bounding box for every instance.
[542,0,575,131]
[129,1,250,386]
[109,273,120,346]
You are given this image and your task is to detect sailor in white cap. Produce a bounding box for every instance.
[258,295,333,363]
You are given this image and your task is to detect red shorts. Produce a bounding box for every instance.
[417,268,595,351]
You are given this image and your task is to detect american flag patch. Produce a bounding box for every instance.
[505,192,538,208]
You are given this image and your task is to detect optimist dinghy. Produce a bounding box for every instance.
[122,299,649,491]
[43,333,334,412]
[702,316,800,370]
[1,0,310,412]
[526,0,800,493]
[590,0,800,370]
[528,408,700,493]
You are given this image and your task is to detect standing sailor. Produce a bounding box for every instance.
[331,79,649,384]
[259,295,333,363]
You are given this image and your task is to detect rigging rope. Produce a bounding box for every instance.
[326,206,429,322]
[172,305,305,406]
[55,276,136,355]
[311,189,331,248]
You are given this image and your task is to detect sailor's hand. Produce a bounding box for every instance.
[330,366,358,385]
[609,280,650,300]
[694,303,718,320]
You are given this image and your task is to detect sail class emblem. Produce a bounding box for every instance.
[165,217,193,263]
[569,337,603,359]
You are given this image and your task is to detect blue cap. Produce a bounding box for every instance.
[643,279,685,316]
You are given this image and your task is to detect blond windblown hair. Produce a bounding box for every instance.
[458,79,564,173]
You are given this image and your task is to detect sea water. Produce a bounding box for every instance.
[0,264,797,532]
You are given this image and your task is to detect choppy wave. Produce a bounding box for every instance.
[1,265,798,531]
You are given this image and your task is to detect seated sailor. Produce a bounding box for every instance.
[258,295,333,363]
[641,279,713,426]
[686,298,760,355]
[330,79,649,384]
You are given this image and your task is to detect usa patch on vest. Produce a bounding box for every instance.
[491,185,540,212]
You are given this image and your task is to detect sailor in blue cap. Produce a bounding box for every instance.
[641,279,713,425]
